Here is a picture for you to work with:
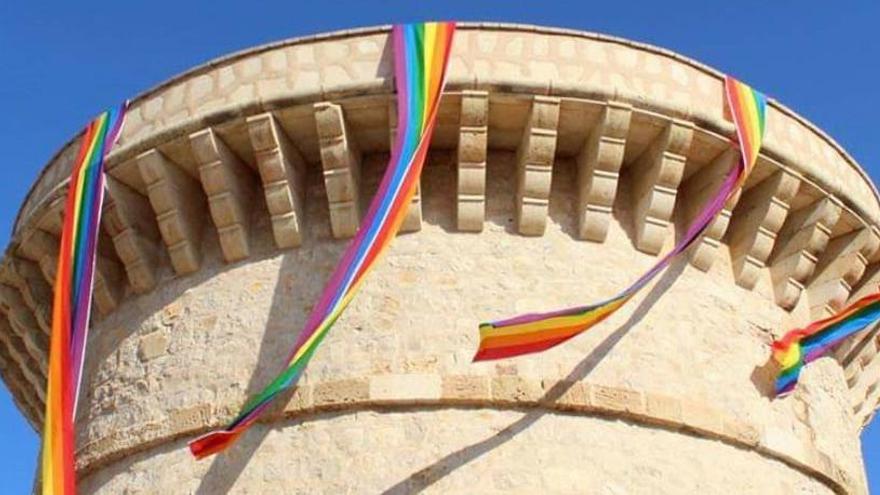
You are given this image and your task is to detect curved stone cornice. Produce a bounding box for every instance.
[12,23,880,236]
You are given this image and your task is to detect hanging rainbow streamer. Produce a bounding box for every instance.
[41,104,127,495]
[188,22,456,459]
[473,76,767,361]
[772,292,880,396]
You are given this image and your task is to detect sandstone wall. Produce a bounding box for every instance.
[72,153,866,493]
[1,24,877,494]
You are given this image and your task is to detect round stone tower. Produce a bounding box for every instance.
[2,23,878,494]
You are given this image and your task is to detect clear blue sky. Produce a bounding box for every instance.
[1,1,878,492]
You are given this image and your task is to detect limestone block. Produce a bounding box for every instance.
[103,177,160,293]
[1,258,51,333]
[313,378,369,408]
[680,400,723,435]
[490,375,544,404]
[644,393,682,426]
[441,374,490,402]
[539,379,588,410]
[137,331,169,362]
[279,384,313,414]
[590,384,645,416]
[369,374,441,402]
[723,418,760,447]
[808,227,880,319]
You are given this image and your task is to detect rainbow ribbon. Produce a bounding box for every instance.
[41,105,127,495]
[189,22,456,459]
[473,76,767,361]
[773,292,880,395]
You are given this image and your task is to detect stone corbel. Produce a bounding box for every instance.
[727,170,800,290]
[247,113,307,249]
[189,128,258,263]
[315,102,362,238]
[515,95,560,236]
[768,197,841,310]
[136,149,205,275]
[575,101,632,242]
[0,287,47,370]
[628,118,694,255]
[456,90,489,232]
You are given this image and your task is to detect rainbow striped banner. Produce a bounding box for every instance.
[473,76,767,361]
[773,292,880,395]
[189,22,456,459]
[41,104,127,495]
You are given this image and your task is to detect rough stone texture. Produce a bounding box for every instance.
[80,410,837,495]
[52,151,867,493]
[136,331,168,362]
[1,24,877,495]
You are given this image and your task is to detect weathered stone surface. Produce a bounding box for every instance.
[137,332,169,362]
[645,393,682,426]
[442,375,490,402]
[0,24,875,495]
[491,375,544,404]
[313,378,370,408]
[590,384,645,416]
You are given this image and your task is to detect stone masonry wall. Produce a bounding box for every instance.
[3,24,877,495]
[72,152,866,493]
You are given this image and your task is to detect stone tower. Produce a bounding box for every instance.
[2,24,878,494]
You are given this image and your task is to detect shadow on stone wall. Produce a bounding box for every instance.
[194,249,302,495]
[194,165,335,494]
[379,255,688,494]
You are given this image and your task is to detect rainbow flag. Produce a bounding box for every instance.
[189,22,456,459]
[772,292,880,395]
[41,104,127,495]
[473,76,767,361]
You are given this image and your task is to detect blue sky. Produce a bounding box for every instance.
[1,1,878,492]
